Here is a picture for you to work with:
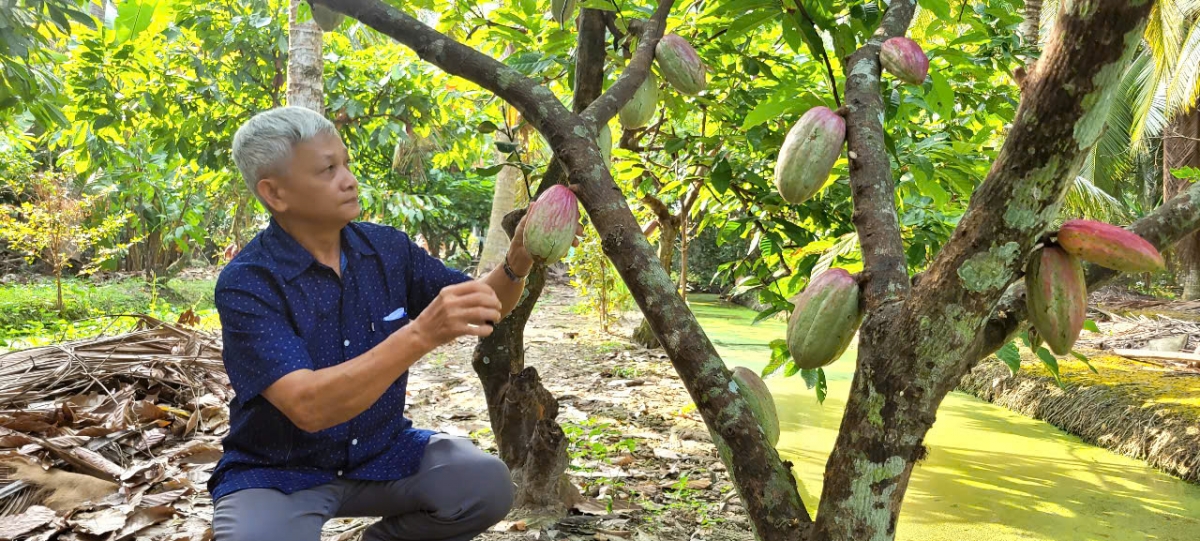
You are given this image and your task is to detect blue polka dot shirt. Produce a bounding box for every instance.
[208,218,472,501]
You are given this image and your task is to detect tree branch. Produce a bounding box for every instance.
[318,0,572,140]
[840,0,917,309]
[573,9,608,112]
[579,0,675,127]
[966,178,1200,375]
[912,0,1154,341]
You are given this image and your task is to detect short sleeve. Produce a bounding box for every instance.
[214,265,315,405]
[400,232,473,318]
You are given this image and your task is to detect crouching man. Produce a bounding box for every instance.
[210,106,577,541]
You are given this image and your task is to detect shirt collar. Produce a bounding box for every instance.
[264,219,375,282]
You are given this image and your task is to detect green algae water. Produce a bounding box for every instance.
[688,295,1200,541]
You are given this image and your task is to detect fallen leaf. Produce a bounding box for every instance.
[67,506,127,535]
[0,505,57,540]
[651,448,680,460]
[112,505,175,540]
[139,487,188,508]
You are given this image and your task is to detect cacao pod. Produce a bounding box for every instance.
[618,72,659,130]
[598,123,612,168]
[880,37,928,85]
[523,185,580,264]
[551,0,576,26]
[310,3,345,32]
[1026,246,1087,356]
[731,366,779,446]
[774,106,846,205]
[655,34,706,95]
[1056,219,1164,273]
[786,268,862,370]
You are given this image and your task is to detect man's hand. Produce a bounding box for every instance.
[409,281,503,349]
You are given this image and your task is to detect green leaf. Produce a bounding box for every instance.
[711,158,732,194]
[742,88,814,130]
[816,368,827,404]
[800,368,818,389]
[474,164,506,176]
[577,0,618,11]
[918,0,952,20]
[1035,348,1065,388]
[494,141,518,153]
[1083,319,1100,333]
[995,341,1022,375]
[784,359,802,377]
[1070,350,1100,374]
[477,120,498,133]
[115,0,164,44]
[752,304,786,324]
[762,339,790,377]
[914,174,950,208]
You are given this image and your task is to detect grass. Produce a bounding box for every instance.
[0,274,218,348]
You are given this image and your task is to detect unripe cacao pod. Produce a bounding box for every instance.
[310,3,345,32]
[1026,246,1087,356]
[731,366,779,446]
[551,0,576,26]
[1056,219,1164,273]
[618,72,659,130]
[787,268,862,370]
[598,123,612,168]
[523,185,580,264]
[774,106,846,205]
[655,34,706,95]
[880,37,928,85]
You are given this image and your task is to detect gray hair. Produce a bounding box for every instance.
[231,106,338,205]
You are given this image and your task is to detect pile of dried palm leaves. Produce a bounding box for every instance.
[0,315,228,541]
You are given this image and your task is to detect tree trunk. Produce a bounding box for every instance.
[477,131,524,276]
[1164,107,1200,299]
[468,8,609,513]
[288,0,325,113]
[1020,0,1042,49]
[633,217,676,348]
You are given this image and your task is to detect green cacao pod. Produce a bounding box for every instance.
[774,106,846,205]
[618,72,659,130]
[879,36,928,85]
[731,366,779,447]
[310,3,345,32]
[654,34,706,95]
[1056,219,1164,273]
[551,0,576,26]
[523,185,580,264]
[787,268,862,370]
[1026,246,1087,356]
[598,123,612,168]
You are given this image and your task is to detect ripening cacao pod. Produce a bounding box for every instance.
[310,3,345,32]
[618,72,659,130]
[731,366,779,446]
[1026,246,1087,356]
[655,34,706,95]
[787,268,863,370]
[551,0,576,26]
[774,106,846,205]
[1056,219,1165,273]
[879,37,929,85]
[523,185,580,264]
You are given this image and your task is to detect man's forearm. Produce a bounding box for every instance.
[263,324,435,433]
[483,249,533,319]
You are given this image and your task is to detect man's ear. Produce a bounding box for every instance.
[257,177,287,213]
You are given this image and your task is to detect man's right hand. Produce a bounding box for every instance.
[409,281,503,350]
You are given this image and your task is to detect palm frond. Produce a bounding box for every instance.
[1166,19,1200,115]
[1063,169,1131,223]
[1128,49,1170,150]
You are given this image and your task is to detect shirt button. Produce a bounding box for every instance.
[343,340,350,347]
[351,439,358,445]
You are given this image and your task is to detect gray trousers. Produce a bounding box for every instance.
[212,434,514,541]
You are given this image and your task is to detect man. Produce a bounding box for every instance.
[210,106,576,541]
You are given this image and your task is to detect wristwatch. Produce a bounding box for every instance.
[503,255,527,282]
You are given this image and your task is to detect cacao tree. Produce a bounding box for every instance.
[301,0,1200,539]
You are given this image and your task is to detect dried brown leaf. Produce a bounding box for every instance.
[66,506,126,535]
[0,505,56,540]
[112,505,175,540]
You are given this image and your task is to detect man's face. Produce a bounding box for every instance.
[258,131,360,226]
